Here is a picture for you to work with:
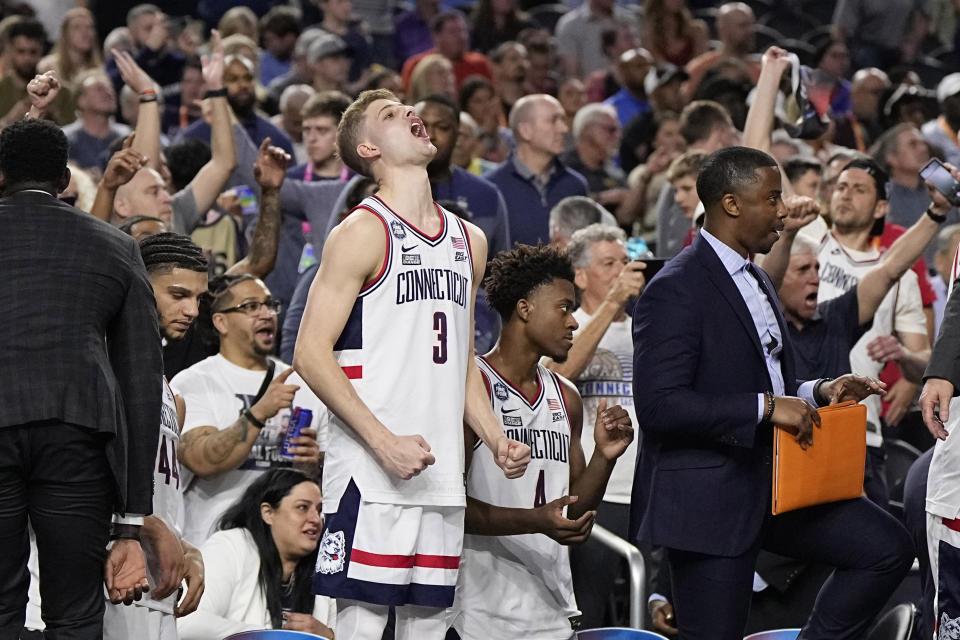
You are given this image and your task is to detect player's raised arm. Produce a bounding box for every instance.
[461,222,531,479]
[294,213,436,480]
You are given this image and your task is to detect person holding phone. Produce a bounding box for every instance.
[873,123,960,266]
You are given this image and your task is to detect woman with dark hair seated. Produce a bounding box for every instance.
[177,468,335,639]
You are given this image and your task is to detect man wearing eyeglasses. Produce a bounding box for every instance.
[558,103,643,224]
[171,274,327,547]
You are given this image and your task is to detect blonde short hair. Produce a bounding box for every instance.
[336,89,398,177]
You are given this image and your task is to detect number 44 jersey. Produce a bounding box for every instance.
[454,356,579,640]
[324,196,474,511]
[154,377,184,539]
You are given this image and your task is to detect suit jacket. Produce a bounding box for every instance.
[630,234,802,557]
[927,269,960,389]
[0,190,162,515]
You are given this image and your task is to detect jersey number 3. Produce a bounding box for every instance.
[433,311,447,364]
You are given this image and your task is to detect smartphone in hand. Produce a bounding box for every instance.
[638,258,668,280]
[920,158,960,206]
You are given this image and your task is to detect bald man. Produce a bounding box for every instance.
[603,48,654,127]
[484,94,588,246]
[113,167,174,227]
[685,2,760,96]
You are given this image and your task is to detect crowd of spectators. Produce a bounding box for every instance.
[7,0,960,636]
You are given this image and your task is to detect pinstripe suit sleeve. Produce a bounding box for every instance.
[106,238,163,515]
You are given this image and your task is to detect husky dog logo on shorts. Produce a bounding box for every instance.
[317,530,346,574]
[941,613,960,639]
[494,382,508,401]
[390,221,406,240]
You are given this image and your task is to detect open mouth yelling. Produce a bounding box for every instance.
[410,117,429,139]
[255,322,275,344]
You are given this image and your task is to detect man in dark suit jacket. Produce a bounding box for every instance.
[0,118,162,638]
[630,146,914,639]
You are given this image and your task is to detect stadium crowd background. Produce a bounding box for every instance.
[4,0,960,636]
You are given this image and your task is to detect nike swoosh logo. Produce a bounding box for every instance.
[401,244,417,252]
[500,407,519,414]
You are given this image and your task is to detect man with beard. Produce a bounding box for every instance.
[812,158,931,507]
[415,93,510,258]
[176,54,296,160]
[0,19,73,126]
[170,273,325,546]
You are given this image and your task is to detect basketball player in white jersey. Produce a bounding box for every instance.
[455,244,634,640]
[293,89,531,639]
[102,232,208,639]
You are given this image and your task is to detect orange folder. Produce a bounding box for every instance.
[772,401,866,515]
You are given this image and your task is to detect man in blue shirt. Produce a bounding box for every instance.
[603,48,653,127]
[415,93,511,259]
[485,94,587,246]
[176,54,296,160]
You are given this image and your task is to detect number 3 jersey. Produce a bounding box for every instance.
[455,356,578,640]
[324,195,474,511]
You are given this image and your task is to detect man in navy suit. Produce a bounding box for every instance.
[631,146,914,639]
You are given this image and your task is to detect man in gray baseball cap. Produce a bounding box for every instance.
[307,32,351,93]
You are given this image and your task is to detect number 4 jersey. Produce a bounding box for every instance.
[454,356,578,640]
[324,196,474,511]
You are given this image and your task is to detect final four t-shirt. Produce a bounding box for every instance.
[570,308,638,505]
[171,354,328,545]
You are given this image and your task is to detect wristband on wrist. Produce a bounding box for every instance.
[203,88,227,99]
[242,408,265,429]
[110,523,141,541]
[814,377,833,406]
[762,391,776,423]
[927,207,948,223]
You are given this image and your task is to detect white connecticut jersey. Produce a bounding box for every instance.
[816,232,926,447]
[154,378,184,538]
[137,378,185,614]
[324,195,474,510]
[455,356,578,640]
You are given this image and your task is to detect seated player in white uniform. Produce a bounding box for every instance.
[293,89,531,640]
[104,232,209,639]
[454,244,635,640]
